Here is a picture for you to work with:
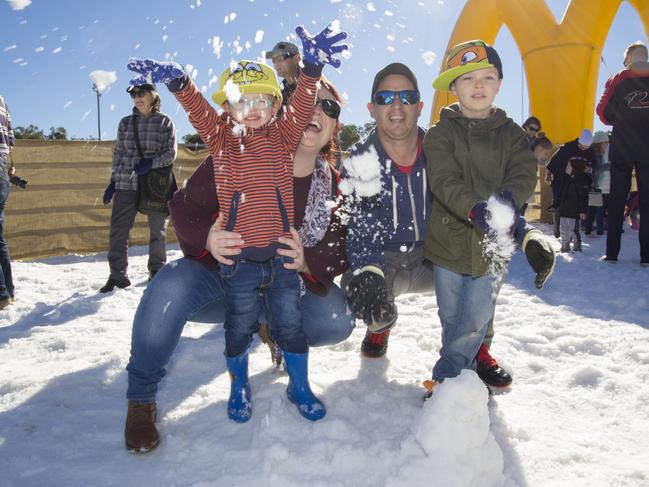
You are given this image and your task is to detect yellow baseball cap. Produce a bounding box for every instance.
[212,60,283,106]
[433,40,503,91]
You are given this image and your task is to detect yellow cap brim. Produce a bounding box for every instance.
[432,61,496,91]
[212,84,283,106]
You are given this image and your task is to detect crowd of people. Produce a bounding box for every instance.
[1,25,646,455]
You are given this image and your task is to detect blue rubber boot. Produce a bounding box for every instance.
[225,352,252,423]
[283,351,326,421]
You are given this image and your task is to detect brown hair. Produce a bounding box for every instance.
[317,75,344,168]
[150,90,161,112]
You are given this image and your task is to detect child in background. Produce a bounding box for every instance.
[127,24,347,423]
[585,130,610,236]
[557,156,592,252]
[423,40,537,391]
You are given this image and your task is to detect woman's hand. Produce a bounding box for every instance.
[205,214,243,265]
[277,227,308,272]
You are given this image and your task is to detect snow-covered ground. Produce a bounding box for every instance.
[1,224,648,487]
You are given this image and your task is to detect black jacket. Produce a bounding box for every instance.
[558,171,591,219]
[597,64,649,165]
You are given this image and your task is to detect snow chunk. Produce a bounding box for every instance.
[366,2,376,12]
[224,79,241,104]
[7,0,31,10]
[340,146,382,198]
[482,195,517,277]
[421,51,437,66]
[89,70,117,93]
[254,30,264,44]
[4,45,17,52]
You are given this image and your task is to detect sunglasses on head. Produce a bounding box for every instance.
[129,90,148,99]
[316,97,341,119]
[372,90,420,106]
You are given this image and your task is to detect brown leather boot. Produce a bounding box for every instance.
[124,400,159,454]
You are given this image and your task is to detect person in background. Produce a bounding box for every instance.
[522,116,542,148]
[545,129,596,239]
[266,41,302,108]
[557,156,592,252]
[597,40,649,265]
[0,95,16,310]
[100,83,177,293]
[584,130,610,236]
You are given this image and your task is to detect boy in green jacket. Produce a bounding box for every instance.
[423,40,537,391]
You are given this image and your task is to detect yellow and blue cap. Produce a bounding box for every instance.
[212,60,282,106]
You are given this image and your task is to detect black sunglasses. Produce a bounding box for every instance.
[316,97,341,119]
[527,125,540,132]
[129,90,148,99]
[372,90,420,106]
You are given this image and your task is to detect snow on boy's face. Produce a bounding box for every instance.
[226,93,278,130]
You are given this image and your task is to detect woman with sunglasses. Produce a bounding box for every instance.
[100,83,176,293]
[522,116,542,148]
[123,76,353,452]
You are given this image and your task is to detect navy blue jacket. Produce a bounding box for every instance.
[343,128,432,272]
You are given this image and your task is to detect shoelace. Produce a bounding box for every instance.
[476,344,498,368]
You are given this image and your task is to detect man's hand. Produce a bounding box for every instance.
[127,58,185,85]
[295,23,348,68]
[522,230,556,289]
[134,158,153,176]
[103,181,115,205]
[346,268,397,332]
[205,214,243,265]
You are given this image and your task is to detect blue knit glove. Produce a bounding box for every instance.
[103,181,115,205]
[471,191,518,235]
[295,24,348,68]
[134,158,153,176]
[127,58,184,85]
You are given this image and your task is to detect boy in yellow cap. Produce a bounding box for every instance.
[423,40,537,392]
[127,24,347,424]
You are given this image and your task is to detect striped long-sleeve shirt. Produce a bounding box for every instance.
[111,109,177,191]
[171,66,320,260]
[0,95,15,162]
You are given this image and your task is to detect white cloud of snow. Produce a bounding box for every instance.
[88,70,117,93]
[6,0,31,10]
[421,51,437,66]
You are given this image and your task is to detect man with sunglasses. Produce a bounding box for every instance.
[342,62,556,389]
[266,41,302,108]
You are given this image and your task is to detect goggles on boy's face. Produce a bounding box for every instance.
[316,97,341,119]
[129,90,149,99]
[231,95,276,111]
[372,90,420,106]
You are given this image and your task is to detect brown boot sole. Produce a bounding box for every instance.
[125,436,160,454]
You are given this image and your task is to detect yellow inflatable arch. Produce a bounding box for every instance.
[429,0,649,145]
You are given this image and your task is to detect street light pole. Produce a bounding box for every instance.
[92,83,101,141]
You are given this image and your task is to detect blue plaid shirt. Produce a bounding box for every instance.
[112,108,177,191]
[0,95,15,165]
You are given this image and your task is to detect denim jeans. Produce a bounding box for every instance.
[0,170,14,299]
[126,257,353,403]
[219,256,303,357]
[432,265,499,382]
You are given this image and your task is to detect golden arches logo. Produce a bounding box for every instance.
[429,0,649,145]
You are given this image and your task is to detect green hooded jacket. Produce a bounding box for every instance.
[423,103,537,276]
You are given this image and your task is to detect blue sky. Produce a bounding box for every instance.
[1,0,646,141]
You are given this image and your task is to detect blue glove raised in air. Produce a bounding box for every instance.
[471,190,518,235]
[134,158,153,176]
[295,23,348,68]
[127,58,185,86]
[103,180,115,205]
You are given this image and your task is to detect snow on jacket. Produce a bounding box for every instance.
[111,108,177,191]
[169,156,348,296]
[423,104,537,277]
[342,127,432,273]
[597,63,649,165]
[0,95,15,161]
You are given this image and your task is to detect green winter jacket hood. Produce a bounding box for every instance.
[423,103,537,276]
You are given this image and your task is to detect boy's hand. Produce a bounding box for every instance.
[127,58,185,85]
[295,24,348,68]
[565,162,573,175]
[471,191,518,235]
[345,268,397,332]
[522,231,556,289]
